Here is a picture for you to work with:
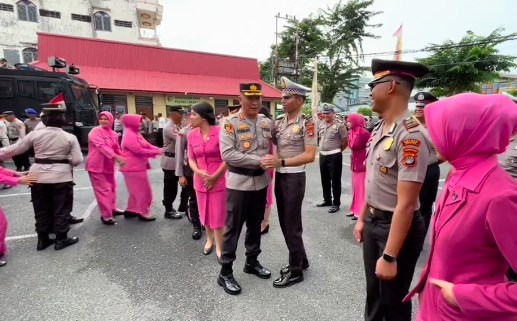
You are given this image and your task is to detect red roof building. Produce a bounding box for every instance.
[31,32,281,116]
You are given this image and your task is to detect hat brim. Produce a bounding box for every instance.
[242,91,262,96]
[415,102,426,107]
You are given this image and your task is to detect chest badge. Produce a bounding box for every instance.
[332,124,337,129]
[452,192,457,201]
[384,137,394,151]
[380,166,388,174]
[292,125,300,133]
[243,141,250,149]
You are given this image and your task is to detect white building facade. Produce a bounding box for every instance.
[0,0,162,65]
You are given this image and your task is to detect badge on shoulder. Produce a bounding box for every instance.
[402,147,419,167]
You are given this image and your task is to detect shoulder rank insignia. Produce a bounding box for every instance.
[276,113,285,121]
[403,117,419,130]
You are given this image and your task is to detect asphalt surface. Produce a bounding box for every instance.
[0,155,451,321]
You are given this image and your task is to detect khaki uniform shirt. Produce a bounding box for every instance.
[219,112,272,191]
[0,121,9,147]
[0,127,83,183]
[274,112,318,159]
[175,125,193,177]
[498,138,517,180]
[161,122,180,170]
[364,113,431,212]
[24,118,41,133]
[318,119,347,151]
[35,121,46,131]
[7,118,26,144]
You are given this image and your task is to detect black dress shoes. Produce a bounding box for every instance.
[351,216,358,221]
[217,274,241,295]
[164,210,182,220]
[55,236,79,250]
[243,261,271,279]
[261,224,270,235]
[346,212,354,217]
[101,218,116,225]
[192,227,201,240]
[280,259,310,275]
[273,271,304,288]
[124,211,139,219]
[37,238,55,251]
[138,216,156,222]
[70,216,84,224]
[113,210,125,216]
[0,260,6,267]
[203,244,213,255]
[328,205,340,213]
[316,201,332,207]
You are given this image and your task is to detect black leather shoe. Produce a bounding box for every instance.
[113,210,125,216]
[55,237,79,250]
[192,228,201,240]
[201,226,206,231]
[351,216,358,221]
[124,211,138,219]
[203,244,213,255]
[37,238,55,251]
[261,224,270,235]
[280,259,310,275]
[164,210,182,220]
[273,271,304,288]
[217,274,241,295]
[328,205,340,213]
[346,212,354,217]
[70,216,84,224]
[101,218,116,225]
[0,260,6,267]
[177,204,187,213]
[243,261,271,279]
[316,201,332,207]
[138,216,156,222]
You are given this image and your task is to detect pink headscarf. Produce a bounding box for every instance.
[99,111,114,131]
[347,113,366,133]
[425,93,517,189]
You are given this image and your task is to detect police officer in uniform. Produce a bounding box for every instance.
[354,59,430,321]
[218,83,272,295]
[262,76,317,288]
[175,119,202,240]
[227,104,240,115]
[162,106,188,219]
[317,105,348,213]
[498,91,517,282]
[0,105,83,251]
[3,111,31,171]
[413,92,441,232]
[24,108,41,133]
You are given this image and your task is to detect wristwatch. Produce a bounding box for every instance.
[382,253,396,263]
[281,159,286,167]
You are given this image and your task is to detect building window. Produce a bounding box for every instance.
[22,47,37,63]
[39,9,60,19]
[232,100,239,106]
[214,99,229,108]
[37,81,60,101]
[17,0,37,22]
[94,11,111,31]
[2,49,20,64]
[18,80,35,98]
[114,20,132,28]
[0,3,14,12]
[0,79,14,98]
[71,13,91,22]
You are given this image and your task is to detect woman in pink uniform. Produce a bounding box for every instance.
[0,169,37,266]
[187,102,227,261]
[86,111,126,225]
[405,93,517,321]
[346,113,370,221]
[119,114,163,221]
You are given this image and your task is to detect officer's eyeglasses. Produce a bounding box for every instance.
[368,79,400,90]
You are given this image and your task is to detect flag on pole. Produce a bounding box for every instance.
[311,58,318,116]
[393,24,403,61]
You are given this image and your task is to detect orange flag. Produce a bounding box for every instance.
[393,24,403,61]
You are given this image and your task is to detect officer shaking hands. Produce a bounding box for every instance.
[317,105,348,213]
[261,76,317,288]
[354,59,431,321]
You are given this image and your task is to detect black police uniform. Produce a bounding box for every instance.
[414,92,441,232]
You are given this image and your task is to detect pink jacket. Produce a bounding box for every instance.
[187,126,225,193]
[0,167,20,186]
[347,113,370,172]
[119,114,161,172]
[85,111,121,173]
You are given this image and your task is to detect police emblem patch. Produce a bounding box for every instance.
[417,93,425,101]
[243,141,250,149]
[224,123,233,133]
[380,166,388,174]
[402,148,418,167]
[306,123,315,137]
[292,125,300,133]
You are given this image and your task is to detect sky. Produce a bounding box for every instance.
[157,0,517,77]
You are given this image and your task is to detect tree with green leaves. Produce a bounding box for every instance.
[415,28,517,97]
[259,0,382,103]
[356,107,372,117]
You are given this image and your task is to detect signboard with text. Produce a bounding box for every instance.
[165,96,202,106]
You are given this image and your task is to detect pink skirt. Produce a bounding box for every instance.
[266,169,274,208]
[0,208,7,257]
[196,189,226,229]
[350,170,366,217]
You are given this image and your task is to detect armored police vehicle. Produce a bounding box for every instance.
[0,57,100,147]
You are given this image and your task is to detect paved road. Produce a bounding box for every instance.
[0,155,450,321]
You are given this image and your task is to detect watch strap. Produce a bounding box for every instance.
[382,253,395,263]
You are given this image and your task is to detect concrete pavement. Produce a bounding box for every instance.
[0,156,449,321]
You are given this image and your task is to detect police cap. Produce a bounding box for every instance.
[321,104,334,114]
[41,107,65,116]
[369,59,429,87]
[281,76,310,97]
[39,102,66,111]
[2,111,14,116]
[414,92,438,107]
[240,83,262,96]
[169,105,184,113]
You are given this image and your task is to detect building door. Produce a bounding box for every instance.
[103,94,127,114]
[135,96,154,117]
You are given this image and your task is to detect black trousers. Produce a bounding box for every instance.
[156,129,164,148]
[185,175,200,227]
[363,209,426,321]
[12,152,31,170]
[319,152,343,206]
[220,187,267,274]
[31,182,73,234]
[508,267,517,282]
[162,169,179,212]
[419,163,440,232]
[275,172,307,275]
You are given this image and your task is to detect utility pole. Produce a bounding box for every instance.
[294,17,300,82]
[273,13,296,89]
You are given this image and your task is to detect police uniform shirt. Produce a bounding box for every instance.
[35,121,46,131]
[0,121,9,147]
[161,122,180,170]
[219,111,272,191]
[498,138,517,180]
[274,112,317,159]
[318,119,347,151]
[7,118,26,144]
[24,118,41,133]
[364,112,430,212]
[175,125,191,177]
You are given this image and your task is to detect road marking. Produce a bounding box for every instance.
[0,186,92,198]
[6,233,37,241]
